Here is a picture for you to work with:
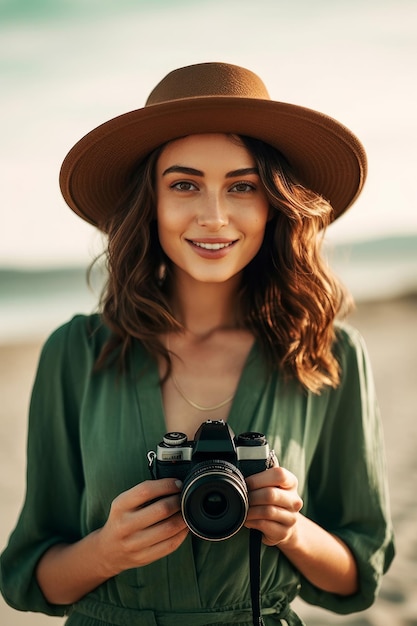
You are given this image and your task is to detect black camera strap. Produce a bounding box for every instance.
[249,529,265,626]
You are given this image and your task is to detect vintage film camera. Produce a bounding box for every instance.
[148,419,276,541]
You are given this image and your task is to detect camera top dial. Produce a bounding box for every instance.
[236,432,266,446]
[163,432,188,446]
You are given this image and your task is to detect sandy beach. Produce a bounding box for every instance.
[1,295,416,625]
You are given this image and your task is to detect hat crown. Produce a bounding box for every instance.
[146,62,270,106]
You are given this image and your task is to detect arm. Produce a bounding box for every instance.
[278,513,358,596]
[245,466,358,596]
[245,326,395,607]
[0,317,189,615]
[36,478,188,605]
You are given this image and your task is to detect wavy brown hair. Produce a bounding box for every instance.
[95,135,353,393]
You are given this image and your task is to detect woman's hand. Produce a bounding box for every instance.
[36,478,189,605]
[97,478,189,577]
[244,466,303,547]
[245,466,358,596]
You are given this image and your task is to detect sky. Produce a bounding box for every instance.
[1,0,416,268]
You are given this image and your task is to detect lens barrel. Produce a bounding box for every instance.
[181,460,249,541]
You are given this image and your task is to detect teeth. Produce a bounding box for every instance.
[193,241,233,250]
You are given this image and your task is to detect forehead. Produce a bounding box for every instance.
[156,133,255,171]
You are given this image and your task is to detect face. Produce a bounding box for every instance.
[156,134,270,286]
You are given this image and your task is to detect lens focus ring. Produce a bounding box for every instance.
[181,459,249,541]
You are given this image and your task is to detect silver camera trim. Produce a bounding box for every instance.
[156,445,193,462]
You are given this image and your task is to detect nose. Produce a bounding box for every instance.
[196,192,229,230]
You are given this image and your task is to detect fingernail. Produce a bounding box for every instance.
[175,480,183,489]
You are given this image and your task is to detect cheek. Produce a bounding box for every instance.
[246,209,270,239]
[156,206,183,260]
[156,217,172,251]
[156,194,188,228]
[156,200,176,236]
[157,230,175,265]
[244,212,270,258]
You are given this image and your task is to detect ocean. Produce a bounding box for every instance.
[1,234,416,344]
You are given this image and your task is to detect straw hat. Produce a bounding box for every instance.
[59,62,367,230]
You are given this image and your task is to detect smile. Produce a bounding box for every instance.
[190,241,236,250]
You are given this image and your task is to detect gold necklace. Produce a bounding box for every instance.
[166,335,234,412]
[170,372,234,412]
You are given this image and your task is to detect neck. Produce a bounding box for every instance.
[169,271,242,337]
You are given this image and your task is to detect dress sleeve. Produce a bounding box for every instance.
[0,316,94,616]
[299,324,395,613]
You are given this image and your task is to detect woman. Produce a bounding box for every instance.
[0,62,394,625]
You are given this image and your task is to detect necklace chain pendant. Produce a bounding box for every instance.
[166,334,235,412]
[171,372,234,412]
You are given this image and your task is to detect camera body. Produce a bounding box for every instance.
[149,419,275,541]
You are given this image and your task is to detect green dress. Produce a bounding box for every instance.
[0,315,394,625]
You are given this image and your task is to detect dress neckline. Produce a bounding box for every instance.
[131,339,269,455]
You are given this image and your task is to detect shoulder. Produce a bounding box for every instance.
[333,321,370,367]
[334,320,366,350]
[331,320,376,400]
[30,315,115,408]
[37,314,111,376]
[41,314,110,356]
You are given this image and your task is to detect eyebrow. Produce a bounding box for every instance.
[162,166,259,178]
[162,166,204,177]
[226,167,259,178]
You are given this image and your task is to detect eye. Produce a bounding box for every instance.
[171,181,199,192]
[229,181,256,193]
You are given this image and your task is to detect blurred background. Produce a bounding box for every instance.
[1,0,416,624]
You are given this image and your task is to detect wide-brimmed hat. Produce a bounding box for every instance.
[59,62,367,230]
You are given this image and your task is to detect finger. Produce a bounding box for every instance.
[133,493,183,528]
[246,504,301,526]
[113,479,183,513]
[132,509,188,548]
[244,517,292,546]
[248,487,303,513]
[101,499,188,573]
[112,510,189,570]
[130,525,190,567]
[246,467,298,491]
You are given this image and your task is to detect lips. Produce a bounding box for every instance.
[192,241,235,250]
[186,238,238,258]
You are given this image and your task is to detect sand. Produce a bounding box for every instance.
[1,295,416,625]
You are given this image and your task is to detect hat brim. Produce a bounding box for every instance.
[59,97,367,229]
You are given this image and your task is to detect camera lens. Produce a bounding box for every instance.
[202,491,228,518]
[181,460,249,541]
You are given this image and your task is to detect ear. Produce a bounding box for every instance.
[157,262,167,286]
